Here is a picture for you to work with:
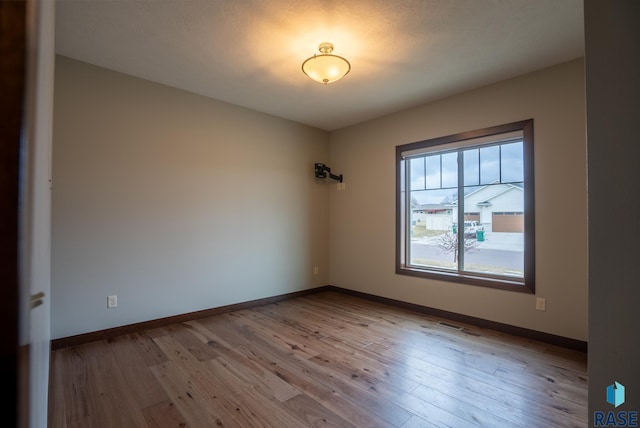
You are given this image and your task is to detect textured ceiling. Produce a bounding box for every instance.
[55,0,584,131]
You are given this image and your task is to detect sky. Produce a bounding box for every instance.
[408,141,524,205]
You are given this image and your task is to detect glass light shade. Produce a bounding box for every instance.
[302,43,351,85]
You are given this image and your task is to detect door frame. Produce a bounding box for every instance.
[0,1,28,426]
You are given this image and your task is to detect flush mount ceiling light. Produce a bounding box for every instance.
[302,42,351,85]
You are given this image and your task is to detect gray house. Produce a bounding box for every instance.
[412,183,524,232]
[449,183,524,232]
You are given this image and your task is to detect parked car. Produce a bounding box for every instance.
[452,221,485,238]
[463,221,484,238]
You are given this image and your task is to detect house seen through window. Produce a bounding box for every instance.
[396,119,535,292]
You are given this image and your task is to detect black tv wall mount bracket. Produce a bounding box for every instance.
[314,163,343,182]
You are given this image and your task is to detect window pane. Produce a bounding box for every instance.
[480,146,500,184]
[462,182,524,278]
[464,149,479,186]
[425,155,441,189]
[409,188,457,271]
[409,157,425,190]
[441,152,458,188]
[501,142,524,182]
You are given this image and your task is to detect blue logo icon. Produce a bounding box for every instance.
[607,382,626,408]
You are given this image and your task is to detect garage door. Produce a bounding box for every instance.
[464,212,480,222]
[492,212,524,232]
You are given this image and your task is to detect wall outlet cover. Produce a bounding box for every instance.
[108,295,118,308]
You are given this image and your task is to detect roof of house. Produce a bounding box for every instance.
[450,182,523,205]
[413,204,449,212]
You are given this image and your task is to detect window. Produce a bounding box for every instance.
[396,119,535,293]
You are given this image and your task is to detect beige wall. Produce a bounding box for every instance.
[329,58,587,341]
[52,56,330,339]
[52,56,588,342]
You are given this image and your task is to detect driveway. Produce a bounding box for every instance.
[413,231,523,252]
[410,231,524,272]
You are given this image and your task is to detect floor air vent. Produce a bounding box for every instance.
[437,321,464,330]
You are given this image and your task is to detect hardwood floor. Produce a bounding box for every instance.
[48,291,588,427]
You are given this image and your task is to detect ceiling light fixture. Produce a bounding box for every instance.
[302,42,351,85]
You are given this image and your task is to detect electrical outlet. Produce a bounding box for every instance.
[536,298,546,311]
[107,295,118,308]
[314,266,319,275]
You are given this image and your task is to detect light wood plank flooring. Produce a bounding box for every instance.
[48,291,587,427]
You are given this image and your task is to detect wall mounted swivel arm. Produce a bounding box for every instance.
[314,163,343,182]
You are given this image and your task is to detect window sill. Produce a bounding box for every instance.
[397,265,534,293]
